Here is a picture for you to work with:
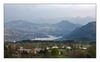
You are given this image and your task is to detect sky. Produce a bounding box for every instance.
[4,4,96,24]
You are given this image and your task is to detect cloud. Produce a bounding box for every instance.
[4,4,96,24]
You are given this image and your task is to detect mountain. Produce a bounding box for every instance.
[5,20,39,32]
[4,20,48,41]
[55,20,80,31]
[63,21,96,41]
[51,20,80,36]
[4,20,80,41]
[61,16,95,25]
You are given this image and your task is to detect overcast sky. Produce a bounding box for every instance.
[4,4,96,24]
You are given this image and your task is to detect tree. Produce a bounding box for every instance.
[51,48,60,57]
[87,45,96,58]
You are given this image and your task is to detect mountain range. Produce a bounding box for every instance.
[4,20,96,41]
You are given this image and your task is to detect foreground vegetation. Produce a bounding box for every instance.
[4,40,96,58]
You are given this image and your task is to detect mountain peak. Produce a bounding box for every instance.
[59,20,73,24]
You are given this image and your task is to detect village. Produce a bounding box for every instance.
[4,40,95,58]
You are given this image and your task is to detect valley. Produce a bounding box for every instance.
[4,4,96,58]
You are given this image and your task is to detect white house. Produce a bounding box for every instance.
[66,46,71,50]
[52,46,58,49]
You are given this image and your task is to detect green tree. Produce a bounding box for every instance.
[87,45,96,58]
[51,48,60,57]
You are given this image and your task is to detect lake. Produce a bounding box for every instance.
[31,35,62,40]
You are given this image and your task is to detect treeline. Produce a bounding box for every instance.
[16,39,96,44]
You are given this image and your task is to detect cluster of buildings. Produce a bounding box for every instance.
[5,43,88,58]
[18,45,87,55]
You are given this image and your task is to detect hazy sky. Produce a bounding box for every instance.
[4,4,96,24]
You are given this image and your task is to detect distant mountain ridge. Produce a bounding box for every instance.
[63,21,96,41]
[4,20,80,41]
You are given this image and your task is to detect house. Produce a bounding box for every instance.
[34,48,42,52]
[52,46,58,49]
[61,46,65,48]
[66,46,71,50]
[81,47,87,50]
[19,46,31,53]
[30,48,37,54]
[79,46,87,50]
[46,47,50,50]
